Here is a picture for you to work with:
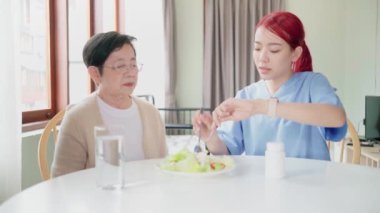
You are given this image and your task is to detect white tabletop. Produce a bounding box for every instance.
[1,156,380,213]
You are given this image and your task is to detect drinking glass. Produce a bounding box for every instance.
[94,125,126,190]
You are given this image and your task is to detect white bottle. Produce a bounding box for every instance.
[265,142,285,179]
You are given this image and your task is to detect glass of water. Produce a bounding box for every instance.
[94,125,126,190]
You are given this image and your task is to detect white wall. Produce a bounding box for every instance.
[343,0,379,133]
[286,0,380,135]
[285,0,346,95]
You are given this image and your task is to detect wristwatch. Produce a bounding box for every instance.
[268,97,279,117]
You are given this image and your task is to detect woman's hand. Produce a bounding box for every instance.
[212,98,266,127]
[192,110,215,141]
[192,110,229,155]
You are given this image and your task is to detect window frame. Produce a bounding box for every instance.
[22,0,121,129]
[22,0,66,124]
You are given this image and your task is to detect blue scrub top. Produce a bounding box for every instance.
[217,72,347,160]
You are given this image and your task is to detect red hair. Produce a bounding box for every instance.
[256,11,313,72]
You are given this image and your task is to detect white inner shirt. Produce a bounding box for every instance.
[96,96,144,161]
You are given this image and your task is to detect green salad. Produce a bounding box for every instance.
[160,149,234,173]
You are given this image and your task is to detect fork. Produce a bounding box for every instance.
[194,108,203,153]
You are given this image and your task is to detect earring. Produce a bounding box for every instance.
[291,61,295,72]
[93,78,100,87]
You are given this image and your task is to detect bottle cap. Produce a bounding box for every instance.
[266,142,284,152]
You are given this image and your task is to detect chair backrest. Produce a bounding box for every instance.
[327,118,361,164]
[38,109,66,180]
[339,119,361,164]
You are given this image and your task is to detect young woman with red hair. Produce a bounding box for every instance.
[193,11,347,160]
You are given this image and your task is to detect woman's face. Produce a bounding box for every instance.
[253,27,299,82]
[98,43,138,96]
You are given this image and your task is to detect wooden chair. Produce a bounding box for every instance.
[339,119,361,164]
[327,118,361,164]
[38,109,66,180]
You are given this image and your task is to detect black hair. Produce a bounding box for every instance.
[82,31,136,74]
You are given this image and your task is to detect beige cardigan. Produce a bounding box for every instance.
[51,93,167,178]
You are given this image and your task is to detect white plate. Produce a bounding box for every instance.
[157,163,235,177]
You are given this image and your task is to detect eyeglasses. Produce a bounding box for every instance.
[102,62,143,73]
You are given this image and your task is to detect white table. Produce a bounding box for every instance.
[1,156,380,213]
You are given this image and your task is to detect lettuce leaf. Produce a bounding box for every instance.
[160,149,234,173]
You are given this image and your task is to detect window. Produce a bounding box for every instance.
[124,0,165,107]
[21,0,74,125]
[98,0,116,32]
[67,0,119,105]
[68,0,91,104]
[20,0,50,112]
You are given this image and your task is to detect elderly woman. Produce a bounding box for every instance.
[52,32,167,177]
